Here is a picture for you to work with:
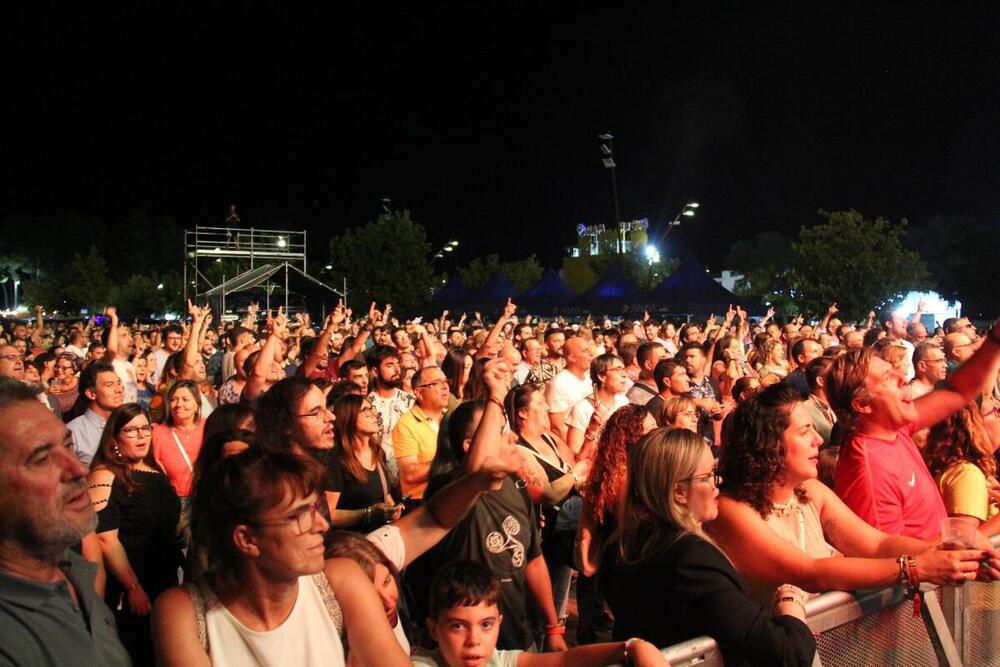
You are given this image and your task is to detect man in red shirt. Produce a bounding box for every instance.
[826,319,1000,540]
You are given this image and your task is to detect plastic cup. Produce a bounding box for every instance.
[940,516,979,550]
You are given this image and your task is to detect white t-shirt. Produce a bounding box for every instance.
[111,358,138,404]
[565,393,629,431]
[545,369,593,414]
[412,649,521,667]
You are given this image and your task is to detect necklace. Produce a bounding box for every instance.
[771,494,807,553]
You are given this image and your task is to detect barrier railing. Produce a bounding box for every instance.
[614,535,1000,667]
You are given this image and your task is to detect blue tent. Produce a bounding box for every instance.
[645,254,749,315]
[575,263,639,314]
[471,272,519,307]
[519,268,577,316]
[521,268,576,303]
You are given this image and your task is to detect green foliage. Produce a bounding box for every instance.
[588,251,680,294]
[724,232,799,313]
[107,273,182,318]
[792,210,929,320]
[24,246,114,314]
[457,254,544,293]
[725,210,930,321]
[904,215,1000,317]
[327,210,435,312]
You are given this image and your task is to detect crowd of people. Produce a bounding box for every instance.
[1,295,999,666]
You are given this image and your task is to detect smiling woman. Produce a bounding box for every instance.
[711,383,993,605]
[152,448,411,667]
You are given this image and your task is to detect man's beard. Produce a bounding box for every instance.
[378,376,403,390]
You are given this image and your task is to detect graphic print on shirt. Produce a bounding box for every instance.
[485,515,525,567]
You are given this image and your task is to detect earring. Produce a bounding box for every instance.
[113,444,123,461]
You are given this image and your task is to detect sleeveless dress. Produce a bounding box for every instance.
[186,573,345,667]
[747,493,838,604]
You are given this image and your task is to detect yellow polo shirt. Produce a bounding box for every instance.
[391,404,440,499]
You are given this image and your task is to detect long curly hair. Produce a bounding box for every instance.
[924,402,997,480]
[580,403,650,526]
[719,383,808,517]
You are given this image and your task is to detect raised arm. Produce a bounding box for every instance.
[913,319,1000,431]
[463,358,510,474]
[103,306,120,361]
[300,301,345,377]
[336,302,379,365]
[819,303,838,335]
[478,298,517,360]
[178,300,209,380]
[30,305,45,348]
[244,307,286,400]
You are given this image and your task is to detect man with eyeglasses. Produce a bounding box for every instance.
[0,344,63,416]
[910,342,948,399]
[0,344,25,382]
[943,331,976,375]
[67,361,124,466]
[392,366,450,507]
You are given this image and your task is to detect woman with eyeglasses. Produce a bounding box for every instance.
[711,384,990,607]
[599,427,817,666]
[326,394,402,533]
[88,403,182,666]
[48,351,81,419]
[565,353,630,459]
[152,448,411,667]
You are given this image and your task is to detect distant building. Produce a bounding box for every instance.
[562,219,649,293]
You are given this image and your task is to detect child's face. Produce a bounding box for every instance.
[428,602,502,667]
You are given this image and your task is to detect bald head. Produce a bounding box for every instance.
[943,333,974,363]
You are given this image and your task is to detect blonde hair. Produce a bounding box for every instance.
[614,428,713,564]
[656,396,696,428]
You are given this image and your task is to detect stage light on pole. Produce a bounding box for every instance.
[277,236,287,249]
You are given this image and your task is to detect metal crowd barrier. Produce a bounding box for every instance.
[616,535,1000,666]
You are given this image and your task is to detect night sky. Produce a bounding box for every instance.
[4,3,1000,271]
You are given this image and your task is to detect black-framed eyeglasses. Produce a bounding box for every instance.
[683,466,722,488]
[416,378,448,390]
[255,501,324,535]
[297,406,333,419]
[120,425,153,438]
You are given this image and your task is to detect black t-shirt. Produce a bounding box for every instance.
[418,474,542,650]
[325,461,387,533]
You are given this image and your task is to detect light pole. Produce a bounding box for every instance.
[655,200,699,247]
[598,133,621,227]
[434,240,459,260]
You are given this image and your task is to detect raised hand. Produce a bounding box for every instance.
[706,313,717,328]
[827,302,839,316]
[270,306,288,337]
[482,358,511,400]
[502,297,517,320]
